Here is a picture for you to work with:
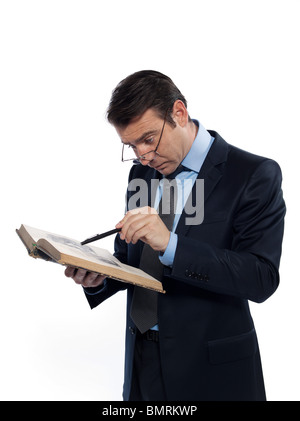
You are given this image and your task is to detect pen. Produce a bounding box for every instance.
[81,228,121,246]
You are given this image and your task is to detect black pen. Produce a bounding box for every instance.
[81,228,121,246]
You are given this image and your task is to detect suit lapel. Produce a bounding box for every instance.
[176,132,229,236]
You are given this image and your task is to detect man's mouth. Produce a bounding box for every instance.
[151,162,166,171]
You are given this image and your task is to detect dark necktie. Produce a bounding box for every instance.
[130,165,186,333]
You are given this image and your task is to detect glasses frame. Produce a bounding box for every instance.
[121,110,168,163]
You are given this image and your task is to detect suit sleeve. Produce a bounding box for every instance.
[170,159,286,303]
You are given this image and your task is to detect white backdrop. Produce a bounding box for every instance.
[0,0,299,401]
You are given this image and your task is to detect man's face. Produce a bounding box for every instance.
[116,108,188,176]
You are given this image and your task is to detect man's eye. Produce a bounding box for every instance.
[144,138,154,145]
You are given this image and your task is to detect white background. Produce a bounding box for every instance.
[0,0,299,401]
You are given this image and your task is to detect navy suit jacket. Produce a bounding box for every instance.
[85,131,286,401]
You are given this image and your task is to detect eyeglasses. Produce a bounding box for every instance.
[121,111,168,162]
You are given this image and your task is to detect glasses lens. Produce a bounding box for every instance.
[122,145,138,161]
[122,146,157,162]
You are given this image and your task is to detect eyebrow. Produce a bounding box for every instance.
[122,130,159,146]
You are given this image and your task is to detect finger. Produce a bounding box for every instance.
[130,219,159,245]
[121,213,150,243]
[81,271,101,287]
[82,273,106,288]
[130,216,170,251]
[130,226,150,245]
[128,206,157,215]
[116,206,157,228]
[64,266,76,278]
[73,268,89,284]
[127,216,155,244]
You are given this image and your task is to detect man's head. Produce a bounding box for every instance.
[107,70,197,175]
[107,70,188,129]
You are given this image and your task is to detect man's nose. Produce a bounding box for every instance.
[139,155,152,166]
[137,146,156,165]
[139,156,149,166]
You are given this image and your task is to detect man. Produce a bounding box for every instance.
[65,70,286,401]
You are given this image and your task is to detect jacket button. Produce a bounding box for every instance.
[129,326,136,335]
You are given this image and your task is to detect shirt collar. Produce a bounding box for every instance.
[181,119,213,173]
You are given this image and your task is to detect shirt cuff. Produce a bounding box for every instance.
[159,232,178,267]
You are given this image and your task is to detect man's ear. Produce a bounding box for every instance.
[171,100,189,127]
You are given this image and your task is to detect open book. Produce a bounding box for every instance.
[16,224,165,293]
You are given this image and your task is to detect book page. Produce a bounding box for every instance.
[21,225,122,269]
[45,233,123,269]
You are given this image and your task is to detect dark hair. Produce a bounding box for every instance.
[106,70,189,128]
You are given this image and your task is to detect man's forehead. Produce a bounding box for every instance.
[116,109,162,143]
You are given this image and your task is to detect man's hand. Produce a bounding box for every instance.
[64,266,106,288]
[116,206,170,252]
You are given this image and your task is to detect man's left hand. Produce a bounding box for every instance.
[116,206,170,252]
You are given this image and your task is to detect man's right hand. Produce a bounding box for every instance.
[64,266,106,288]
